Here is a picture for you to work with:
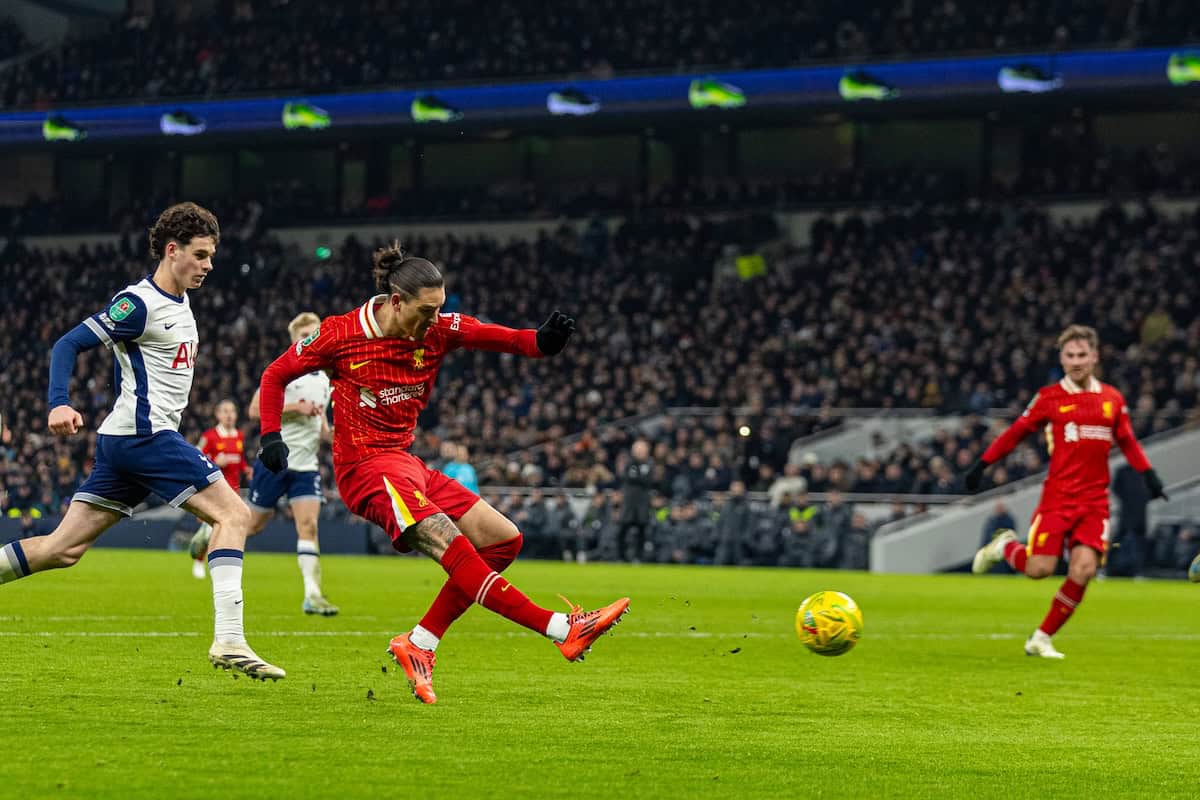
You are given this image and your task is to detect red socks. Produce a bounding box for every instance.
[420,534,523,638]
[1038,578,1087,636]
[438,535,551,635]
[1003,539,1027,573]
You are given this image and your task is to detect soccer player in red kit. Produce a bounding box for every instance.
[190,400,250,578]
[257,243,629,703]
[200,400,249,490]
[967,325,1167,658]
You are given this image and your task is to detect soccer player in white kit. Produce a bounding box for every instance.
[193,312,337,614]
[0,203,285,681]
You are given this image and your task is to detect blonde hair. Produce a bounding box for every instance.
[288,312,322,342]
[1056,324,1099,351]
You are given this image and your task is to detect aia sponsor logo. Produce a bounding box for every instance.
[171,341,197,369]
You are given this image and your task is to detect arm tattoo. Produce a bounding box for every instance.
[402,513,461,560]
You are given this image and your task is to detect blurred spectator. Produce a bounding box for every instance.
[617,439,655,562]
[440,442,480,495]
[578,491,613,563]
[836,512,873,570]
[1109,464,1151,578]
[545,493,581,561]
[714,480,751,566]
[1171,526,1199,573]
[515,488,551,556]
[768,462,807,507]
[981,502,1017,546]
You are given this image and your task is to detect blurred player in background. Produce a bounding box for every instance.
[189,400,249,578]
[967,324,1167,658]
[257,243,629,703]
[439,441,479,494]
[0,202,284,680]
[193,313,337,614]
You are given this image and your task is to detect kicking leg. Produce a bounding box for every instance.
[410,499,523,650]
[389,512,628,704]
[185,481,285,681]
[2,501,121,581]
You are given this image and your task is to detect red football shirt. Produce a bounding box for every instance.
[259,297,543,465]
[982,377,1150,512]
[199,425,246,490]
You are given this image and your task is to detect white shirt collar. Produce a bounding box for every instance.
[1059,376,1101,395]
[358,295,386,339]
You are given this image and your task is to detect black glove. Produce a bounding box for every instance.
[1143,468,1168,501]
[258,431,289,473]
[963,459,988,494]
[536,310,575,356]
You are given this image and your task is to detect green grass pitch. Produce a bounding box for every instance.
[1,549,1198,799]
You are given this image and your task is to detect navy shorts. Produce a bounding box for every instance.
[75,431,223,517]
[246,460,323,512]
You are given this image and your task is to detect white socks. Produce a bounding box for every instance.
[410,624,440,651]
[297,539,322,599]
[208,549,246,645]
[409,616,571,650]
[546,613,570,643]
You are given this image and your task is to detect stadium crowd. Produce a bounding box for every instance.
[2,0,1198,109]
[1,198,1197,534]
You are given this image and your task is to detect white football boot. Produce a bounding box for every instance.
[208,642,287,681]
[972,529,1018,574]
[1024,629,1065,659]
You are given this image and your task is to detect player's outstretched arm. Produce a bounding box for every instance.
[1113,404,1168,501]
[46,322,105,436]
[453,311,575,357]
[963,395,1048,493]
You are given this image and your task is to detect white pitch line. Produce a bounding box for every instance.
[0,615,386,622]
[1,630,1199,641]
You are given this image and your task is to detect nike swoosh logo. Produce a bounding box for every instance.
[234,600,243,605]
[165,323,177,330]
[1058,404,1075,412]
[500,583,511,592]
[350,360,371,370]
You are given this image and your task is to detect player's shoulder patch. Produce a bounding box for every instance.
[295,326,321,355]
[439,311,462,331]
[107,292,145,322]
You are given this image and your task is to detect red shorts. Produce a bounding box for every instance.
[1026,506,1110,558]
[335,451,480,551]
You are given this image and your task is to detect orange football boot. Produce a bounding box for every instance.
[555,596,631,662]
[388,632,438,704]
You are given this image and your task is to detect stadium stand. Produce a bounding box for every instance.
[2,1,1199,108]
[0,17,29,64]
[2,198,1198,568]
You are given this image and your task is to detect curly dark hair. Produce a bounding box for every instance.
[147,202,220,260]
[371,241,443,296]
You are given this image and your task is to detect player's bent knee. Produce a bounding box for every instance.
[214,503,253,535]
[1069,564,1098,583]
[493,516,520,544]
[1025,564,1054,579]
[295,516,319,540]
